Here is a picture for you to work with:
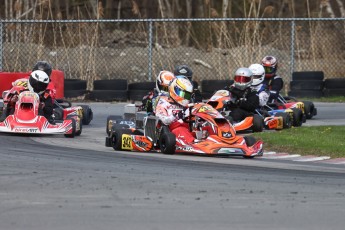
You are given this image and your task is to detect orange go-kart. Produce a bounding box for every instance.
[206,90,287,131]
[105,102,263,158]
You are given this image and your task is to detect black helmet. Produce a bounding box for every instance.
[32,61,52,77]
[174,65,193,80]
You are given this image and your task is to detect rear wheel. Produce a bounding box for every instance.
[159,133,176,155]
[252,114,264,132]
[111,129,133,151]
[302,101,315,119]
[292,108,303,127]
[106,115,123,135]
[79,105,93,125]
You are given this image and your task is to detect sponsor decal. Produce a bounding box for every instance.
[14,127,38,133]
[176,146,193,151]
[222,131,232,138]
[121,134,133,150]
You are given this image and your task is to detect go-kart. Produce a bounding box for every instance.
[207,89,286,131]
[53,99,93,125]
[0,88,81,137]
[105,102,263,158]
[275,94,317,120]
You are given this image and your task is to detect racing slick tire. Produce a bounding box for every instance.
[302,101,316,119]
[106,115,123,135]
[75,120,82,136]
[159,132,176,155]
[243,136,257,159]
[275,112,291,129]
[291,108,303,127]
[79,104,93,125]
[64,118,76,138]
[111,128,133,151]
[252,114,264,133]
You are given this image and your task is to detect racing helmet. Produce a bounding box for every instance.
[32,61,52,77]
[169,77,193,107]
[233,67,253,90]
[156,70,175,93]
[28,70,50,95]
[249,63,265,86]
[174,65,193,81]
[261,56,278,78]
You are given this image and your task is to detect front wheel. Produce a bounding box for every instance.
[64,119,76,138]
[252,114,264,132]
[159,133,176,155]
[292,108,303,127]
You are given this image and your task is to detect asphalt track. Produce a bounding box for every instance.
[0,102,345,230]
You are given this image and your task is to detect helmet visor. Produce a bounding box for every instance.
[253,75,263,79]
[29,77,48,93]
[234,75,251,84]
[174,86,192,100]
[263,66,275,74]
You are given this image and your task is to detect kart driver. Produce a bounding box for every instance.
[249,63,270,107]
[261,55,283,103]
[225,67,260,122]
[174,64,202,103]
[155,77,196,144]
[0,61,55,123]
[142,70,175,114]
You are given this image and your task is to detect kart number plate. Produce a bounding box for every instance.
[122,134,133,150]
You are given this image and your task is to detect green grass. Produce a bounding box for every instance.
[252,126,345,159]
[284,96,345,103]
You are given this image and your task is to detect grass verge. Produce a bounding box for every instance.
[252,126,345,159]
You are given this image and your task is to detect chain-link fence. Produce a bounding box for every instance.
[1,18,345,94]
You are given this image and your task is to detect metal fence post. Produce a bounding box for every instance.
[148,19,153,81]
[0,22,3,71]
[290,20,296,81]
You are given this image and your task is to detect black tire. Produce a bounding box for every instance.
[106,115,123,135]
[291,108,303,127]
[111,129,133,151]
[88,90,128,101]
[244,135,257,146]
[128,90,149,101]
[159,132,176,155]
[275,112,291,129]
[324,78,345,89]
[290,80,324,90]
[75,120,82,136]
[93,79,128,90]
[288,90,323,98]
[323,88,345,97]
[64,90,88,98]
[243,136,257,159]
[64,79,87,90]
[128,82,155,90]
[252,114,264,132]
[292,71,324,81]
[64,118,76,138]
[79,105,93,125]
[201,80,234,93]
[302,101,315,119]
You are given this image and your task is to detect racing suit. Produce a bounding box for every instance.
[0,78,55,122]
[251,83,270,107]
[225,85,260,122]
[263,74,284,103]
[155,95,195,144]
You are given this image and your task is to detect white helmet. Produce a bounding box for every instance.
[249,63,265,86]
[28,70,50,95]
[156,71,175,93]
[233,67,253,90]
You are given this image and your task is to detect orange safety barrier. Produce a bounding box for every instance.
[0,70,64,99]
